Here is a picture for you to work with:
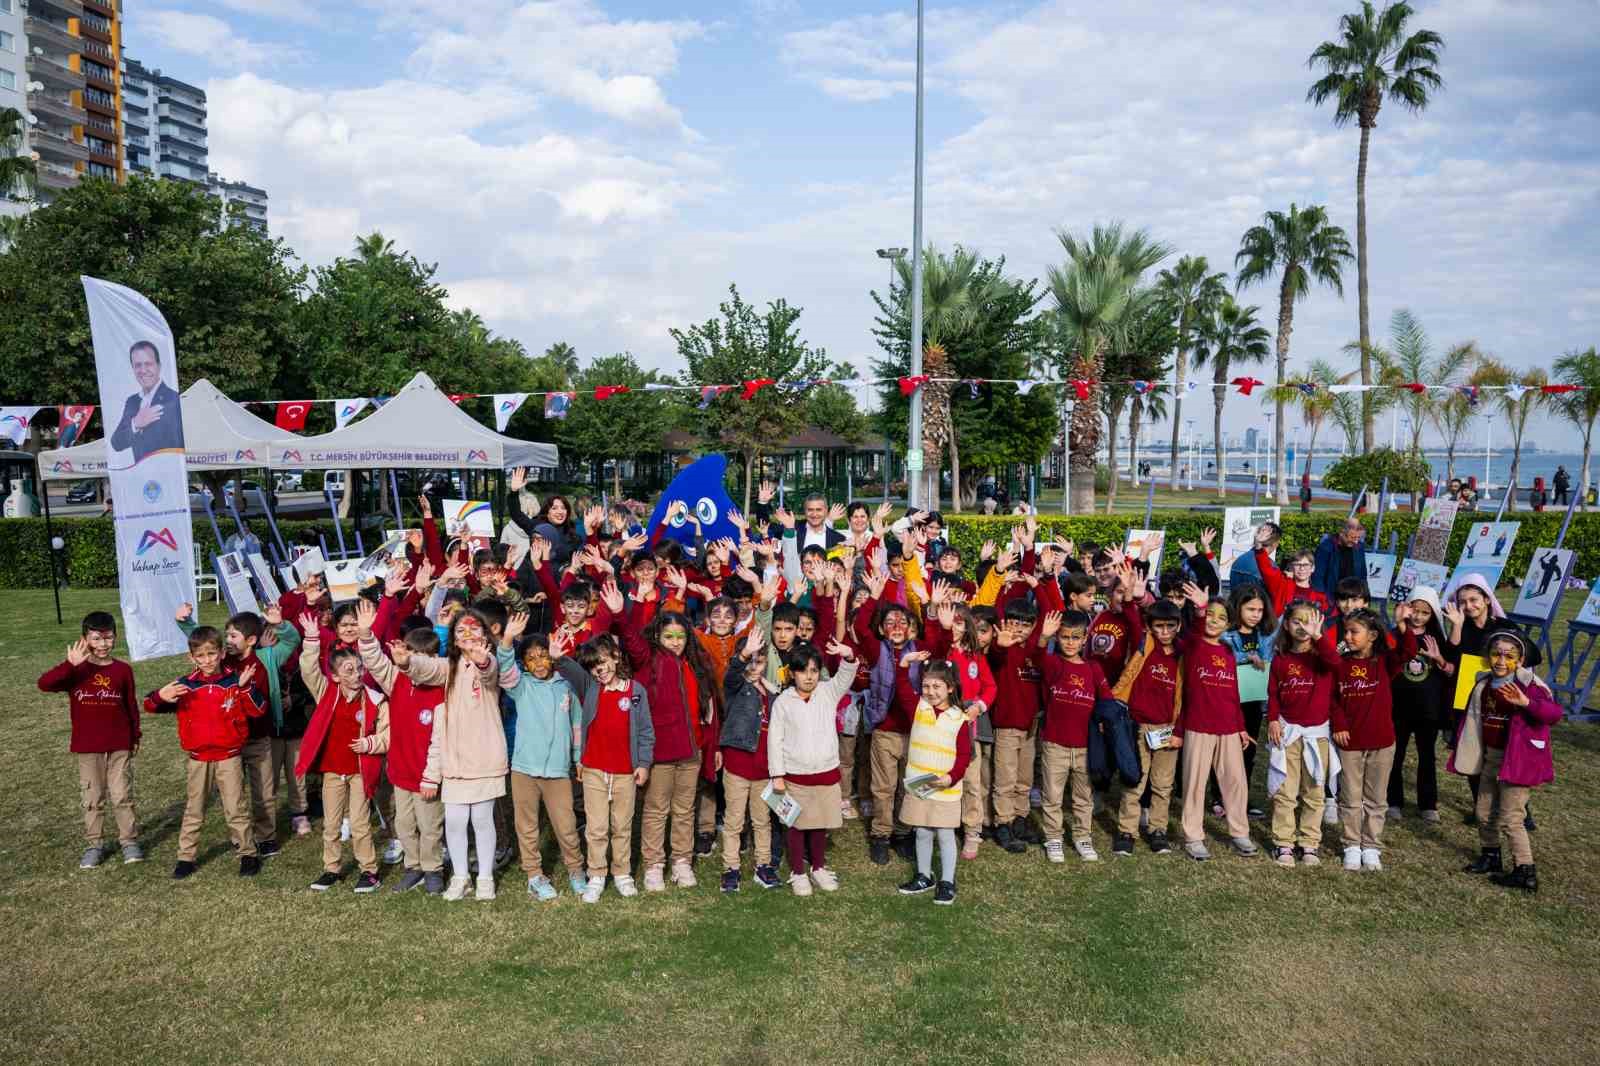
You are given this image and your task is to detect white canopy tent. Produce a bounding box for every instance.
[39,378,304,481]
[266,372,559,470]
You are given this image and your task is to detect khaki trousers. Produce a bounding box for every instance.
[77,750,138,847]
[178,755,254,861]
[869,730,909,839]
[1117,741,1178,836]
[321,772,377,874]
[1475,746,1534,866]
[721,771,772,869]
[641,757,699,868]
[1269,736,1329,850]
[582,767,638,879]
[1040,742,1093,842]
[269,736,306,814]
[1180,732,1248,844]
[961,742,993,834]
[240,737,277,844]
[510,771,584,877]
[991,728,1036,824]
[1337,745,1395,850]
[838,732,857,801]
[393,786,445,872]
[696,776,718,835]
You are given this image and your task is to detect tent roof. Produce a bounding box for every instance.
[267,372,558,471]
[39,378,303,480]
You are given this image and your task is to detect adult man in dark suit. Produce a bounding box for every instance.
[109,341,184,463]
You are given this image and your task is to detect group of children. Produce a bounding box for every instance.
[39,491,1565,903]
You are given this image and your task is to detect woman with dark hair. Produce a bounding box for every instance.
[508,470,582,573]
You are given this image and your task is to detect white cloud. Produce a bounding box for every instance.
[212,0,322,24]
[142,10,298,68]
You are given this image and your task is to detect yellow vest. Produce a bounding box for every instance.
[906,700,965,802]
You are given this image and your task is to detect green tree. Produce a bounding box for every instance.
[1048,221,1171,513]
[0,176,304,408]
[1553,346,1600,510]
[1193,295,1271,499]
[1100,287,1176,510]
[1322,446,1430,497]
[1270,360,1350,509]
[671,285,831,513]
[543,342,580,387]
[1468,357,1547,512]
[555,353,679,497]
[1154,255,1226,489]
[0,107,35,205]
[1366,308,1473,507]
[1235,203,1353,505]
[1308,1,1444,451]
[805,365,870,445]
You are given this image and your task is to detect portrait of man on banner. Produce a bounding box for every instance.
[108,340,185,465]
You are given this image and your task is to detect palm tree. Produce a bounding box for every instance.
[894,246,999,511]
[1235,203,1354,504]
[1099,287,1173,512]
[1366,308,1473,506]
[1433,388,1477,482]
[1048,222,1171,513]
[1553,346,1600,510]
[1154,256,1227,489]
[0,106,36,203]
[1329,384,1365,456]
[1193,296,1271,499]
[543,342,580,387]
[1270,360,1347,504]
[354,231,395,260]
[1308,2,1445,451]
[1469,358,1547,512]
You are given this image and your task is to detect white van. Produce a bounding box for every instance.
[323,471,346,499]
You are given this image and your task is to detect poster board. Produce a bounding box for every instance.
[1123,529,1166,589]
[1510,548,1574,622]
[1453,654,1487,710]
[1389,558,1449,605]
[443,498,495,555]
[324,558,375,603]
[245,552,280,602]
[1364,552,1396,601]
[291,545,326,586]
[1218,506,1279,582]
[1458,521,1519,566]
[1412,498,1459,564]
[1574,575,1600,628]
[216,551,260,616]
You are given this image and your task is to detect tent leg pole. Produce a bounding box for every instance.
[38,457,62,625]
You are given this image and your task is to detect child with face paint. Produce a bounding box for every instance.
[1449,631,1562,892]
[922,596,998,860]
[1175,584,1258,861]
[854,569,925,865]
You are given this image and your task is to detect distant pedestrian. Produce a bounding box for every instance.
[1553,466,1570,506]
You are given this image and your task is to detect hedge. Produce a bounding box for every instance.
[0,507,1591,590]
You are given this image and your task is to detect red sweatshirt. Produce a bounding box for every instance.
[143,668,266,761]
[38,658,141,753]
[379,674,442,792]
[1089,600,1144,687]
[1331,630,1418,750]
[1252,548,1332,616]
[986,641,1044,730]
[1176,629,1245,737]
[1266,642,1342,727]
[922,618,998,711]
[618,614,706,764]
[1029,647,1111,748]
[1125,643,1181,726]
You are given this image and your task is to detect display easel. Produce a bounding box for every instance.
[1143,476,1156,528]
[1512,490,1580,691]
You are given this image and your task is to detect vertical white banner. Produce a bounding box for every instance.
[84,276,197,661]
[493,392,529,432]
[334,397,371,429]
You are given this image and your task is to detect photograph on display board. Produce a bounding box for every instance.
[1123,529,1166,587]
[217,551,260,615]
[1442,561,1506,604]
[1411,498,1459,564]
[443,498,495,556]
[245,552,280,602]
[1510,548,1574,621]
[1574,576,1600,628]
[1364,552,1396,601]
[1218,506,1279,581]
[1389,558,1449,605]
[1458,521,1520,564]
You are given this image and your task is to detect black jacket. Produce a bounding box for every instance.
[1088,697,1141,789]
[110,382,184,462]
[720,652,770,753]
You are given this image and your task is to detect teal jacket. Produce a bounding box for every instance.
[178,617,301,731]
[498,646,581,778]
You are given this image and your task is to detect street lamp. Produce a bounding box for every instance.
[876,247,907,298]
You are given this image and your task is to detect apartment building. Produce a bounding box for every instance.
[206,171,266,233]
[8,0,123,203]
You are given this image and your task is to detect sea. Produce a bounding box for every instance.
[1135,448,1591,492]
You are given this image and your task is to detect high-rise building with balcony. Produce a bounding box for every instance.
[121,53,150,174]
[12,0,124,203]
[149,68,205,183]
[1,0,27,223]
[205,172,268,233]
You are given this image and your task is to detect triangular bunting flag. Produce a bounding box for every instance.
[699,385,732,408]
[1542,384,1580,395]
[965,379,981,399]
[0,406,42,447]
[334,398,371,429]
[1401,382,1427,394]
[644,383,676,392]
[1504,383,1529,401]
[898,375,929,396]
[275,401,311,431]
[494,393,530,432]
[56,405,95,447]
[447,393,471,405]
[1296,382,1319,397]
[545,392,575,420]
[1071,380,1092,402]
[1016,379,1044,396]
[1231,376,1265,396]
[740,378,776,400]
[372,395,391,409]
[1457,385,1480,406]
[1133,380,1154,395]
[594,385,630,401]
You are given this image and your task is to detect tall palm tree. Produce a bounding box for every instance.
[0,107,36,203]
[894,245,999,511]
[1269,360,1348,505]
[1154,256,1227,489]
[1099,287,1173,511]
[1433,388,1477,482]
[543,342,580,387]
[354,231,395,260]
[1193,296,1271,499]
[1366,308,1473,506]
[1553,346,1600,510]
[1235,203,1354,505]
[1329,385,1364,456]
[1308,2,1445,451]
[1048,222,1171,513]
[1469,358,1547,512]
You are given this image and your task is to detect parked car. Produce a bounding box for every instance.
[66,481,98,504]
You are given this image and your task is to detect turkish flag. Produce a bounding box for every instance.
[275,401,311,431]
[57,405,96,447]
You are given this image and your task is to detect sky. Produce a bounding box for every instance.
[124,0,1600,448]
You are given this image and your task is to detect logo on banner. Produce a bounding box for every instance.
[142,480,162,503]
[235,449,256,462]
[137,528,179,555]
[53,460,75,473]
[341,404,360,419]
[282,449,303,462]
[466,449,489,463]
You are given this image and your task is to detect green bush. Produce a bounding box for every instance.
[1322,448,1431,496]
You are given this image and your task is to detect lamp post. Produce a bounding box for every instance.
[876,247,907,299]
[906,0,926,508]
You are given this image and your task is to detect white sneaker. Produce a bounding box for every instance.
[643,865,667,892]
[339,817,351,842]
[582,877,605,904]
[1361,848,1382,871]
[443,875,471,901]
[382,838,404,865]
[1073,840,1100,862]
[1044,839,1066,864]
[1343,845,1362,871]
[789,872,813,897]
[810,866,840,892]
[841,799,858,820]
[614,875,639,898]
[475,876,496,901]
[670,860,697,888]
[1323,799,1339,827]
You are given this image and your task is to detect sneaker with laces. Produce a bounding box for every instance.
[1386,806,1402,821]
[643,865,667,892]
[1360,848,1382,871]
[1185,841,1211,862]
[582,877,606,903]
[172,860,198,880]
[790,871,814,897]
[1147,830,1172,855]
[239,856,262,877]
[354,871,381,893]
[694,832,716,857]
[382,839,405,865]
[424,871,446,894]
[933,880,956,905]
[841,799,859,820]
[257,838,281,859]
[527,875,558,901]
[79,845,109,870]
[898,872,935,894]
[121,842,145,865]
[1231,836,1259,857]
[720,869,741,893]
[1073,840,1100,862]
[310,871,341,891]
[1420,809,1440,824]
[569,872,589,895]
[1112,832,1135,857]
[615,875,639,898]
[443,875,471,901]
[960,836,980,860]
[393,868,426,893]
[1044,839,1066,864]
[753,864,781,889]
[1299,849,1321,866]
[1342,845,1362,871]
[809,867,839,892]
[1274,846,1295,867]
[476,876,496,901]
[291,814,312,837]
[670,860,698,888]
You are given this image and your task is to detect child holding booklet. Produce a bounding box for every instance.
[894,658,976,905]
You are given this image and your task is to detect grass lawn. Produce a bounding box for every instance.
[3,589,1598,1066]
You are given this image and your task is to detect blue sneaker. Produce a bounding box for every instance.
[568,871,589,895]
[526,875,558,901]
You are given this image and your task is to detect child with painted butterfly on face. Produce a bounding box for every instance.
[1450,631,1562,893]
